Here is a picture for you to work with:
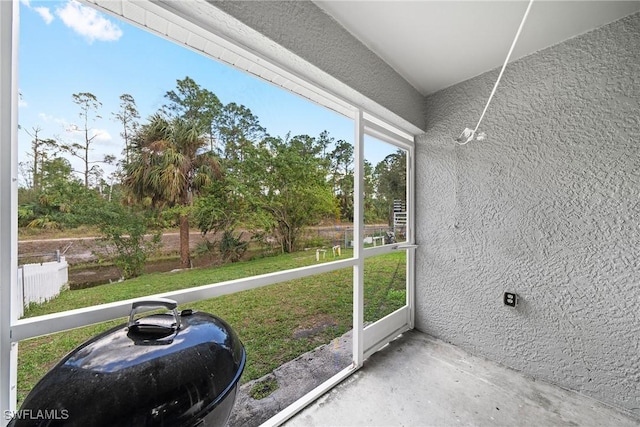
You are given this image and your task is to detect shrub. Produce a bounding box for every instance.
[219,230,248,262]
[95,206,162,279]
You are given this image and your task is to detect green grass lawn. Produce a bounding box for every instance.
[18,249,406,405]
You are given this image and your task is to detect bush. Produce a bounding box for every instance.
[194,238,217,258]
[95,206,162,279]
[219,230,249,263]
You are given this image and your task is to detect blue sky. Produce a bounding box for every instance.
[18,0,396,184]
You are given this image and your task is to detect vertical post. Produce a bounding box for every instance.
[20,266,24,320]
[0,0,19,423]
[407,149,416,329]
[352,110,364,368]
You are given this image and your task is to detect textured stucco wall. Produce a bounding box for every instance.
[415,12,640,416]
[208,0,426,130]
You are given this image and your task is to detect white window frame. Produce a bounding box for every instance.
[0,1,419,425]
[361,117,417,361]
[1,0,20,420]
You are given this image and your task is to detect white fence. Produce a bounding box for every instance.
[15,257,68,319]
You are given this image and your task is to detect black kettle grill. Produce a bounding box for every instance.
[11,298,245,427]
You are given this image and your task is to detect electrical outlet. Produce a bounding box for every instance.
[504,292,518,307]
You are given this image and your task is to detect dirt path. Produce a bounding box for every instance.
[18,232,216,288]
[18,232,208,265]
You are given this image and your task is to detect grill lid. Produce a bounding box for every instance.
[15,299,245,427]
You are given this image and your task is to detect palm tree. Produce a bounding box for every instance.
[124,114,221,268]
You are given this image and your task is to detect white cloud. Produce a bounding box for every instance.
[65,124,112,142]
[56,0,122,43]
[91,129,112,142]
[38,113,54,122]
[34,7,54,25]
[20,0,54,24]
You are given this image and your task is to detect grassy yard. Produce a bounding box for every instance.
[18,249,406,405]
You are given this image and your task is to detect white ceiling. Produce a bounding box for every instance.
[314,1,640,96]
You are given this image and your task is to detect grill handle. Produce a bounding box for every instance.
[128,298,181,331]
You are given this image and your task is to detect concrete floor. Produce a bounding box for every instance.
[285,330,640,427]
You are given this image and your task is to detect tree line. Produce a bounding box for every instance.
[18,76,406,278]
